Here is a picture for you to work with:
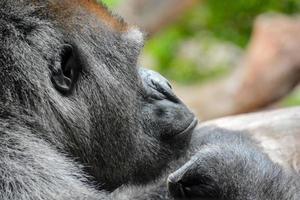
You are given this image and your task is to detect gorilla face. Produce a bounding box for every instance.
[1,0,197,190]
[67,24,197,190]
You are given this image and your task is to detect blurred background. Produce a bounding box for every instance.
[100,0,300,120]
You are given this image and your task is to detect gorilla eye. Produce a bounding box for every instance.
[51,44,82,95]
[61,46,73,78]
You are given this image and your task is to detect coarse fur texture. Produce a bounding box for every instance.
[0,1,299,200]
[0,0,194,198]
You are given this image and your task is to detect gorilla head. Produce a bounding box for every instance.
[0,0,197,190]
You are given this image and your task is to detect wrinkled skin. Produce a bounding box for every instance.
[0,1,299,200]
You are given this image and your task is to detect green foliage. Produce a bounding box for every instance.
[145,0,300,84]
[99,0,120,9]
[195,0,300,47]
[282,91,300,106]
[166,60,229,84]
[145,28,185,74]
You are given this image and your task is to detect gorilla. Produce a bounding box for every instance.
[0,0,298,200]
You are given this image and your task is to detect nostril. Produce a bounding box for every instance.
[150,78,172,92]
[139,68,179,103]
[167,81,172,90]
[150,79,173,96]
[150,79,180,103]
[149,76,172,90]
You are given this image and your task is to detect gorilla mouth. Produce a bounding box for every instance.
[175,118,198,139]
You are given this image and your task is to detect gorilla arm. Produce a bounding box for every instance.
[167,107,300,200]
[115,108,300,200]
[168,127,300,200]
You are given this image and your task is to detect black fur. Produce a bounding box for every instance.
[0,1,299,200]
[170,126,300,200]
[0,0,194,198]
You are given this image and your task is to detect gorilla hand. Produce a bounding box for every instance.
[167,131,299,200]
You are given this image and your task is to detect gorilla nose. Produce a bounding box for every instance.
[139,67,197,141]
[139,68,179,103]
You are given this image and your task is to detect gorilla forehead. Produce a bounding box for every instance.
[0,0,144,47]
[45,0,129,31]
[0,0,144,81]
[39,0,145,44]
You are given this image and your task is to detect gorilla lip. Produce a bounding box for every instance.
[175,118,198,139]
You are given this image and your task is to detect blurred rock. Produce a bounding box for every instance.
[234,14,300,113]
[139,33,243,84]
[175,14,300,119]
[116,0,197,35]
[174,33,243,71]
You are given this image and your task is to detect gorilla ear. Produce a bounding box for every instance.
[51,44,81,95]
